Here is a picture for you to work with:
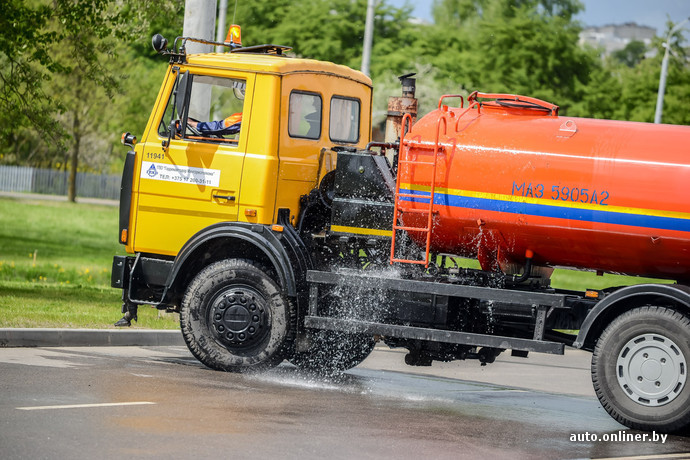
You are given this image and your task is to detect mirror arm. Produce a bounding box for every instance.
[162,120,180,151]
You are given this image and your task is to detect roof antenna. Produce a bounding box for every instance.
[216,0,239,53]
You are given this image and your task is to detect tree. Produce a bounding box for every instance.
[614,24,690,125]
[422,0,593,114]
[612,40,647,68]
[432,0,489,27]
[51,1,123,201]
[567,55,622,120]
[0,0,121,200]
[0,0,184,200]
[0,1,67,150]
[233,0,414,75]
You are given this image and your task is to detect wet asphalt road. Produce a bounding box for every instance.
[1,345,689,459]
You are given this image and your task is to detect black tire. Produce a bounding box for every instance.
[180,259,295,372]
[291,330,376,376]
[592,306,690,433]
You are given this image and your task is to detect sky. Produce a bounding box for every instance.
[388,0,690,37]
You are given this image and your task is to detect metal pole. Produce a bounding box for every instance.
[183,0,217,120]
[361,0,376,76]
[216,0,228,53]
[654,44,671,124]
[183,0,217,53]
[654,17,689,124]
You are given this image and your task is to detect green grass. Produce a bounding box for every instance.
[550,268,672,291]
[0,197,178,329]
[444,256,671,291]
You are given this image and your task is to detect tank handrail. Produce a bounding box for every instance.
[453,106,476,132]
[438,94,464,110]
[467,91,559,116]
[435,113,448,138]
[399,112,414,150]
[397,112,414,171]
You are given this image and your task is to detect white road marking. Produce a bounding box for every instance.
[595,454,690,460]
[17,402,156,411]
[0,349,88,368]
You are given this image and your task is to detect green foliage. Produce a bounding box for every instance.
[432,0,488,27]
[122,1,185,60]
[234,0,414,74]
[573,21,690,125]
[0,0,119,152]
[568,56,622,119]
[0,0,183,175]
[478,2,589,103]
[421,0,592,113]
[612,40,647,68]
[1,0,689,179]
[0,0,66,150]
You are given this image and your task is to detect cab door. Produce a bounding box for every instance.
[133,70,255,256]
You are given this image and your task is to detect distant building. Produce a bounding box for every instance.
[579,22,656,55]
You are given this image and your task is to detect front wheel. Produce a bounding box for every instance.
[180,259,295,372]
[592,306,690,433]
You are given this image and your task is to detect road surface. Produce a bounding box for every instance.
[1,345,688,459]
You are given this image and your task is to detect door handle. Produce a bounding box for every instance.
[213,194,236,201]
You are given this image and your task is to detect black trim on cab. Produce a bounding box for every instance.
[118,149,136,244]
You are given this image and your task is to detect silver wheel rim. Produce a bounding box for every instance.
[616,333,687,406]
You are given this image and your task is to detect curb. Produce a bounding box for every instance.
[0,328,186,348]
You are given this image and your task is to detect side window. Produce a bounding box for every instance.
[158,92,176,137]
[185,75,246,143]
[329,96,360,143]
[288,91,322,140]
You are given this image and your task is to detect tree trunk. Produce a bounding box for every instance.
[67,112,80,202]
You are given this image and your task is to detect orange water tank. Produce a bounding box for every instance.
[395,92,690,281]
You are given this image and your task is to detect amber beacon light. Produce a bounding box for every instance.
[225,25,242,46]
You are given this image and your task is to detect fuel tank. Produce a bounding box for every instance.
[396,92,690,281]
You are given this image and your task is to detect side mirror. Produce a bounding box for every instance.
[169,120,181,138]
[152,34,168,53]
[121,132,137,149]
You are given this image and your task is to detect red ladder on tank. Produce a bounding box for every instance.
[390,113,447,267]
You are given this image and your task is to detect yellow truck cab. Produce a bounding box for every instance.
[113,30,374,370]
[123,38,371,258]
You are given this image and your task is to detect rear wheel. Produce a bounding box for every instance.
[180,259,295,372]
[592,306,690,433]
[291,330,376,376]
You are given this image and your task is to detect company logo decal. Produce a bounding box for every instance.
[146,164,158,177]
[140,161,221,187]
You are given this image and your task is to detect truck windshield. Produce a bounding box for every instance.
[185,75,246,143]
[158,73,246,145]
